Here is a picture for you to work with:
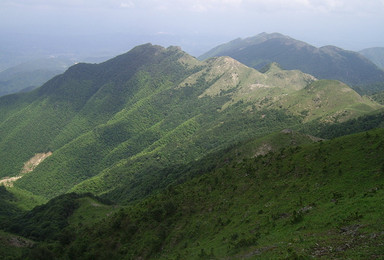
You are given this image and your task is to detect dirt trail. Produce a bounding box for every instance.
[0,152,52,187]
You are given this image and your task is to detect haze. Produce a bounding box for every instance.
[1,0,384,69]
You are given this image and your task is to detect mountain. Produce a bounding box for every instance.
[199,33,384,93]
[360,47,384,70]
[0,43,383,258]
[4,127,384,259]
[0,44,381,206]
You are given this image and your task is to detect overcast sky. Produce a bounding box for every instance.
[1,0,384,59]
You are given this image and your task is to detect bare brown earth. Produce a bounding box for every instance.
[21,152,52,173]
[0,152,52,187]
[0,232,34,248]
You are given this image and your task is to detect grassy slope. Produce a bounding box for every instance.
[17,127,384,259]
[278,80,382,122]
[66,66,380,205]
[85,128,384,259]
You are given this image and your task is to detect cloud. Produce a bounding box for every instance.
[120,1,135,8]
[155,31,174,35]
[135,0,243,12]
[235,0,384,15]
[125,0,384,15]
[2,0,382,14]
[1,0,135,10]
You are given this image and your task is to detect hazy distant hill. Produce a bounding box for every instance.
[360,47,384,69]
[200,33,384,93]
[0,58,74,97]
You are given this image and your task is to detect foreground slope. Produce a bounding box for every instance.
[200,32,384,93]
[9,128,384,259]
[0,44,381,204]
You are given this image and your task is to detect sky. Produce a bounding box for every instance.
[1,0,384,64]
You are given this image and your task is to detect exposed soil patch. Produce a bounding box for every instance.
[0,152,52,187]
[254,143,273,157]
[8,236,34,248]
[21,152,52,173]
[0,233,34,248]
[0,176,22,187]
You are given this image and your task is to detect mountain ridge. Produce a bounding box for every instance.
[199,33,384,93]
[0,43,381,204]
[0,42,384,258]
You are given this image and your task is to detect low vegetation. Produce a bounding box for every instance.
[2,128,382,259]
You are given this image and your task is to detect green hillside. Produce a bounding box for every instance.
[0,43,383,259]
[277,80,382,122]
[199,33,384,94]
[6,128,384,259]
[0,44,381,206]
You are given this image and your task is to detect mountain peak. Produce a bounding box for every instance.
[253,32,289,40]
[319,45,344,54]
[207,56,246,68]
[239,32,293,46]
[259,62,283,73]
[132,42,164,50]
[166,45,182,52]
[199,32,298,61]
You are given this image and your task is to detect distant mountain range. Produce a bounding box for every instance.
[360,47,384,69]
[0,58,74,97]
[199,33,384,93]
[0,56,113,97]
